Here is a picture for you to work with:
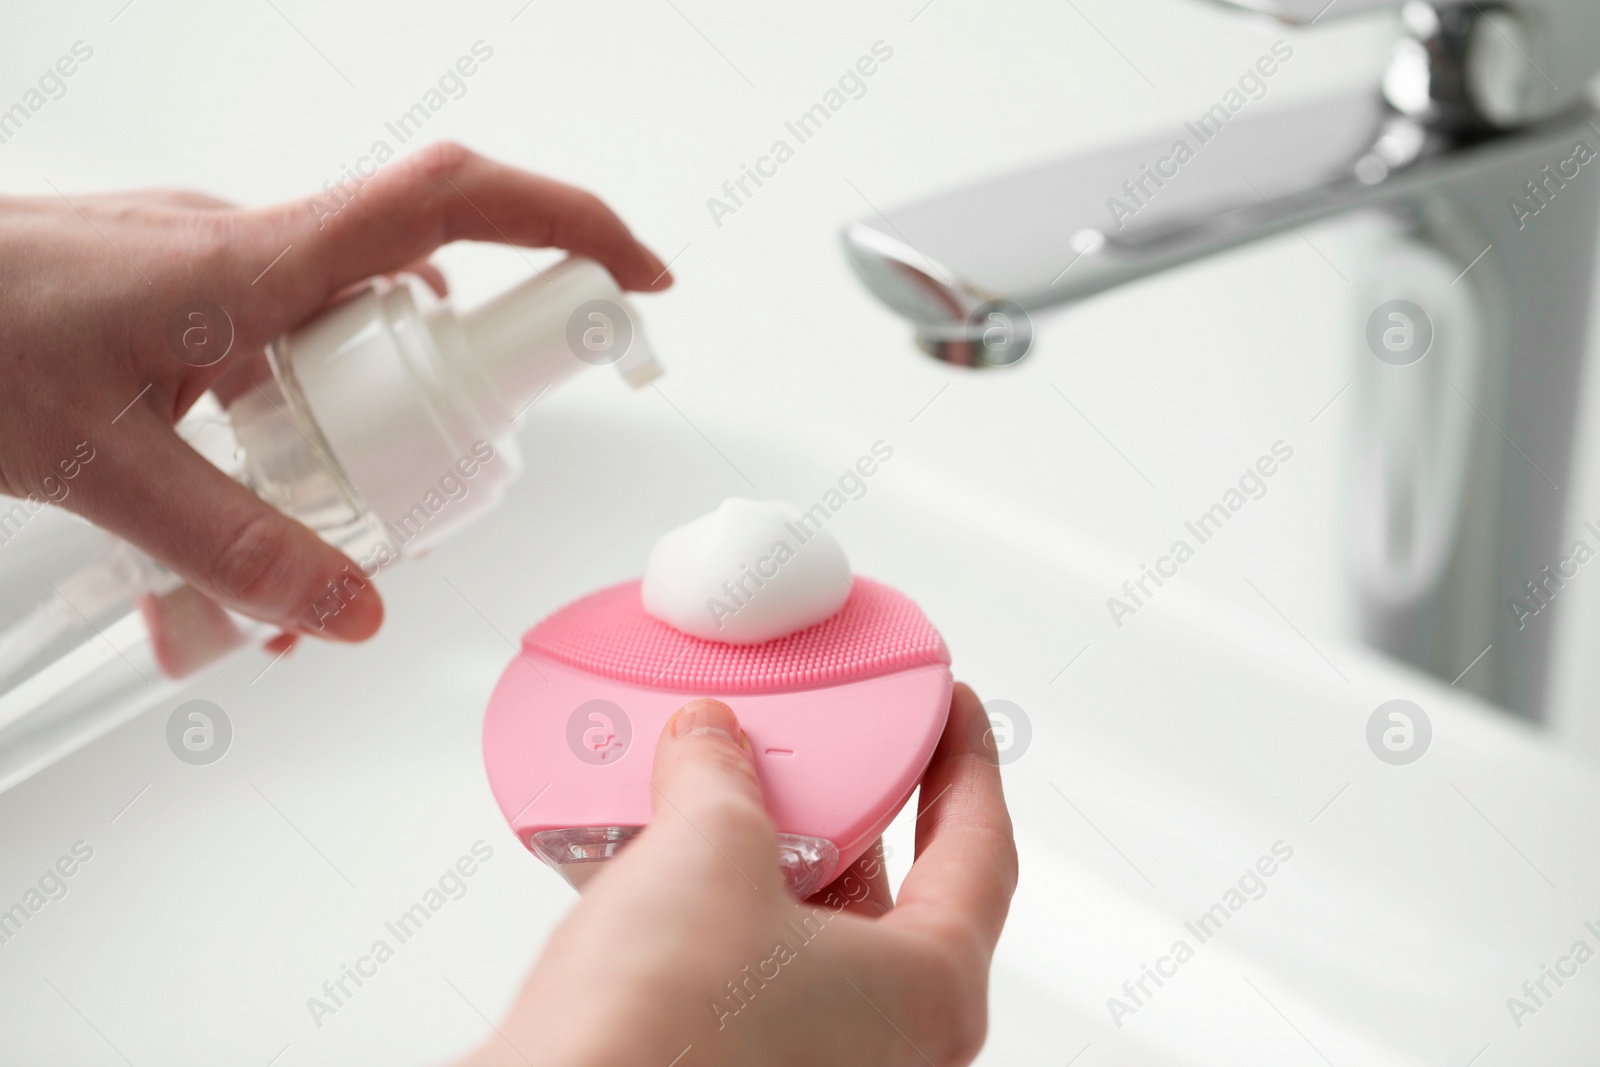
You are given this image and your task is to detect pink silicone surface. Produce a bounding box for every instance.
[484,578,953,885]
[523,578,948,692]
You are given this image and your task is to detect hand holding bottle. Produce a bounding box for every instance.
[0,142,672,644]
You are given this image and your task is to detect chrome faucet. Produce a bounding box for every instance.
[843,0,1600,719]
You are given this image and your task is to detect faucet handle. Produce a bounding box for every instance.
[1210,0,1600,129]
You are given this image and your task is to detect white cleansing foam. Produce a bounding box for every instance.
[640,498,851,644]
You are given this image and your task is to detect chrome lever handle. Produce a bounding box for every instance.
[1209,0,1600,129]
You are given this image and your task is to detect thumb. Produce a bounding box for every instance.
[645,699,781,891]
[71,410,383,642]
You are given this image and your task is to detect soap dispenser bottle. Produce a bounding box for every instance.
[0,256,660,791]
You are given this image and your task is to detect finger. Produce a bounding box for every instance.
[281,142,670,298]
[807,838,894,917]
[136,585,249,680]
[70,410,383,642]
[640,698,781,891]
[651,698,767,823]
[79,189,236,210]
[887,683,1018,953]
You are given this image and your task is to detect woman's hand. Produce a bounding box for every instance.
[466,683,1018,1067]
[0,143,670,642]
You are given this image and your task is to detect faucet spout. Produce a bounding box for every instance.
[843,90,1407,363]
[842,84,1597,367]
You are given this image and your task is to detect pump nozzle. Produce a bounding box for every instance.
[456,256,661,418]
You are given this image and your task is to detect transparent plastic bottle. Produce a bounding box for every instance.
[0,257,660,792]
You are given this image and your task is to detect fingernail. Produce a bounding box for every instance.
[300,568,384,642]
[671,698,741,746]
[263,632,298,658]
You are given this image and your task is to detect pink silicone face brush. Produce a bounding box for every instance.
[482,576,952,898]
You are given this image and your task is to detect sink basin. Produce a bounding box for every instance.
[1,386,1596,1065]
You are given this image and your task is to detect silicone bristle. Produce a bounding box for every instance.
[523,578,949,693]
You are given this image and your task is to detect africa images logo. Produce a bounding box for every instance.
[567,700,631,765]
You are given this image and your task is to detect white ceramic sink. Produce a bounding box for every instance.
[1,386,1597,1066]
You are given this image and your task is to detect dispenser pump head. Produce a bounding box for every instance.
[278,254,662,560]
[454,256,661,427]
